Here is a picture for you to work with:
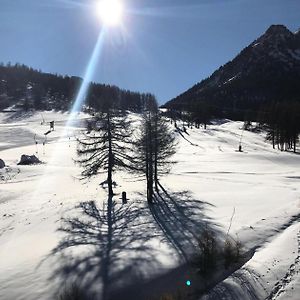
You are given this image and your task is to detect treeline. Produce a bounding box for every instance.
[0,63,154,112]
[163,100,300,153]
[258,101,300,152]
[163,102,216,130]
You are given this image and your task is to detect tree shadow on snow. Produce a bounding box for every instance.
[49,186,225,300]
[49,196,160,300]
[109,185,224,300]
[151,182,222,262]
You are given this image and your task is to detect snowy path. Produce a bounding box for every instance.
[265,227,300,300]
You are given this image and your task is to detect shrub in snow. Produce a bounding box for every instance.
[223,237,242,269]
[195,228,218,276]
[194,228,244,276]
[17,154,41,165]
[0,159,5,169]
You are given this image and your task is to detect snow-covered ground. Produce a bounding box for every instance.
[0,112,299,300]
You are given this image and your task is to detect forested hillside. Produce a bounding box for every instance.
[0,63,154,112]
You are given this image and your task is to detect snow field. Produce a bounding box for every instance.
[0,112,299,299]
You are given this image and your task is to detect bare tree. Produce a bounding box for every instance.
[153,112,177,189]
[76,109,134,196]
[134,100,177,203]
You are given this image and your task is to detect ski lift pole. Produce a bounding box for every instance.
[34,134,39,155]
[239,126,245,152]
[43,135,47,155]
[40,113,45,125]
[67,131,71,148]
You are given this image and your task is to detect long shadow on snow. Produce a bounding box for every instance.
[49,196,160,300]
[151,182,222,262]
[147,184,265,299]
[110,185,222,300]
[109,185,267,300]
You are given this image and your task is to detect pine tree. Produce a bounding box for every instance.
[264,101,300,152]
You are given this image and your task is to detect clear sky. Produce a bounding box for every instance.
[0,0,300,104]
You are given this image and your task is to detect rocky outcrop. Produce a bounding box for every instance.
[0,159,5,169]
[17,155,41,165]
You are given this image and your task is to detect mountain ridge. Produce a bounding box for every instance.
[164,24,300,119]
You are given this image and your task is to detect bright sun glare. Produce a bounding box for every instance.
[97,0,123,27]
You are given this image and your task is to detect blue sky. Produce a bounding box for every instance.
[0,0,300,103]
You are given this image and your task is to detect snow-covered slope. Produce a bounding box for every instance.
[166,25,300,113]
[0,112,299,300]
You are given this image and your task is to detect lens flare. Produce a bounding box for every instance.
[97,0,123,26]
[69,29,106,116]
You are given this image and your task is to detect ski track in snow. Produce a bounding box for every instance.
[266,230,300,300]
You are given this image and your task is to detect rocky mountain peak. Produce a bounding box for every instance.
[265,24,292,36]
[255,24,294,46]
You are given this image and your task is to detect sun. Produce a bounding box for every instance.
[97,0,123,27]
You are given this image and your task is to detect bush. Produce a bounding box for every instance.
[194,229,243,278]
[195,228,218,277]
[223,237,242,269]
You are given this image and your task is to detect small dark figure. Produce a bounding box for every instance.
[50,121,55,131]
[122,191,127,204]
[238,144,242,152]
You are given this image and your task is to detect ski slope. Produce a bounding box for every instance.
[0,112,299,300]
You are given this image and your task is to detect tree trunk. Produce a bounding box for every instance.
[145,141,149,202]
[154,151,158,191]
[147,163,153,204]
[107,112,114,196]
[154,116,158,191]
[147,116,154,204]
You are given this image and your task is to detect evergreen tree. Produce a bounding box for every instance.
[263,101,300,152]
[0,63,153,112]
